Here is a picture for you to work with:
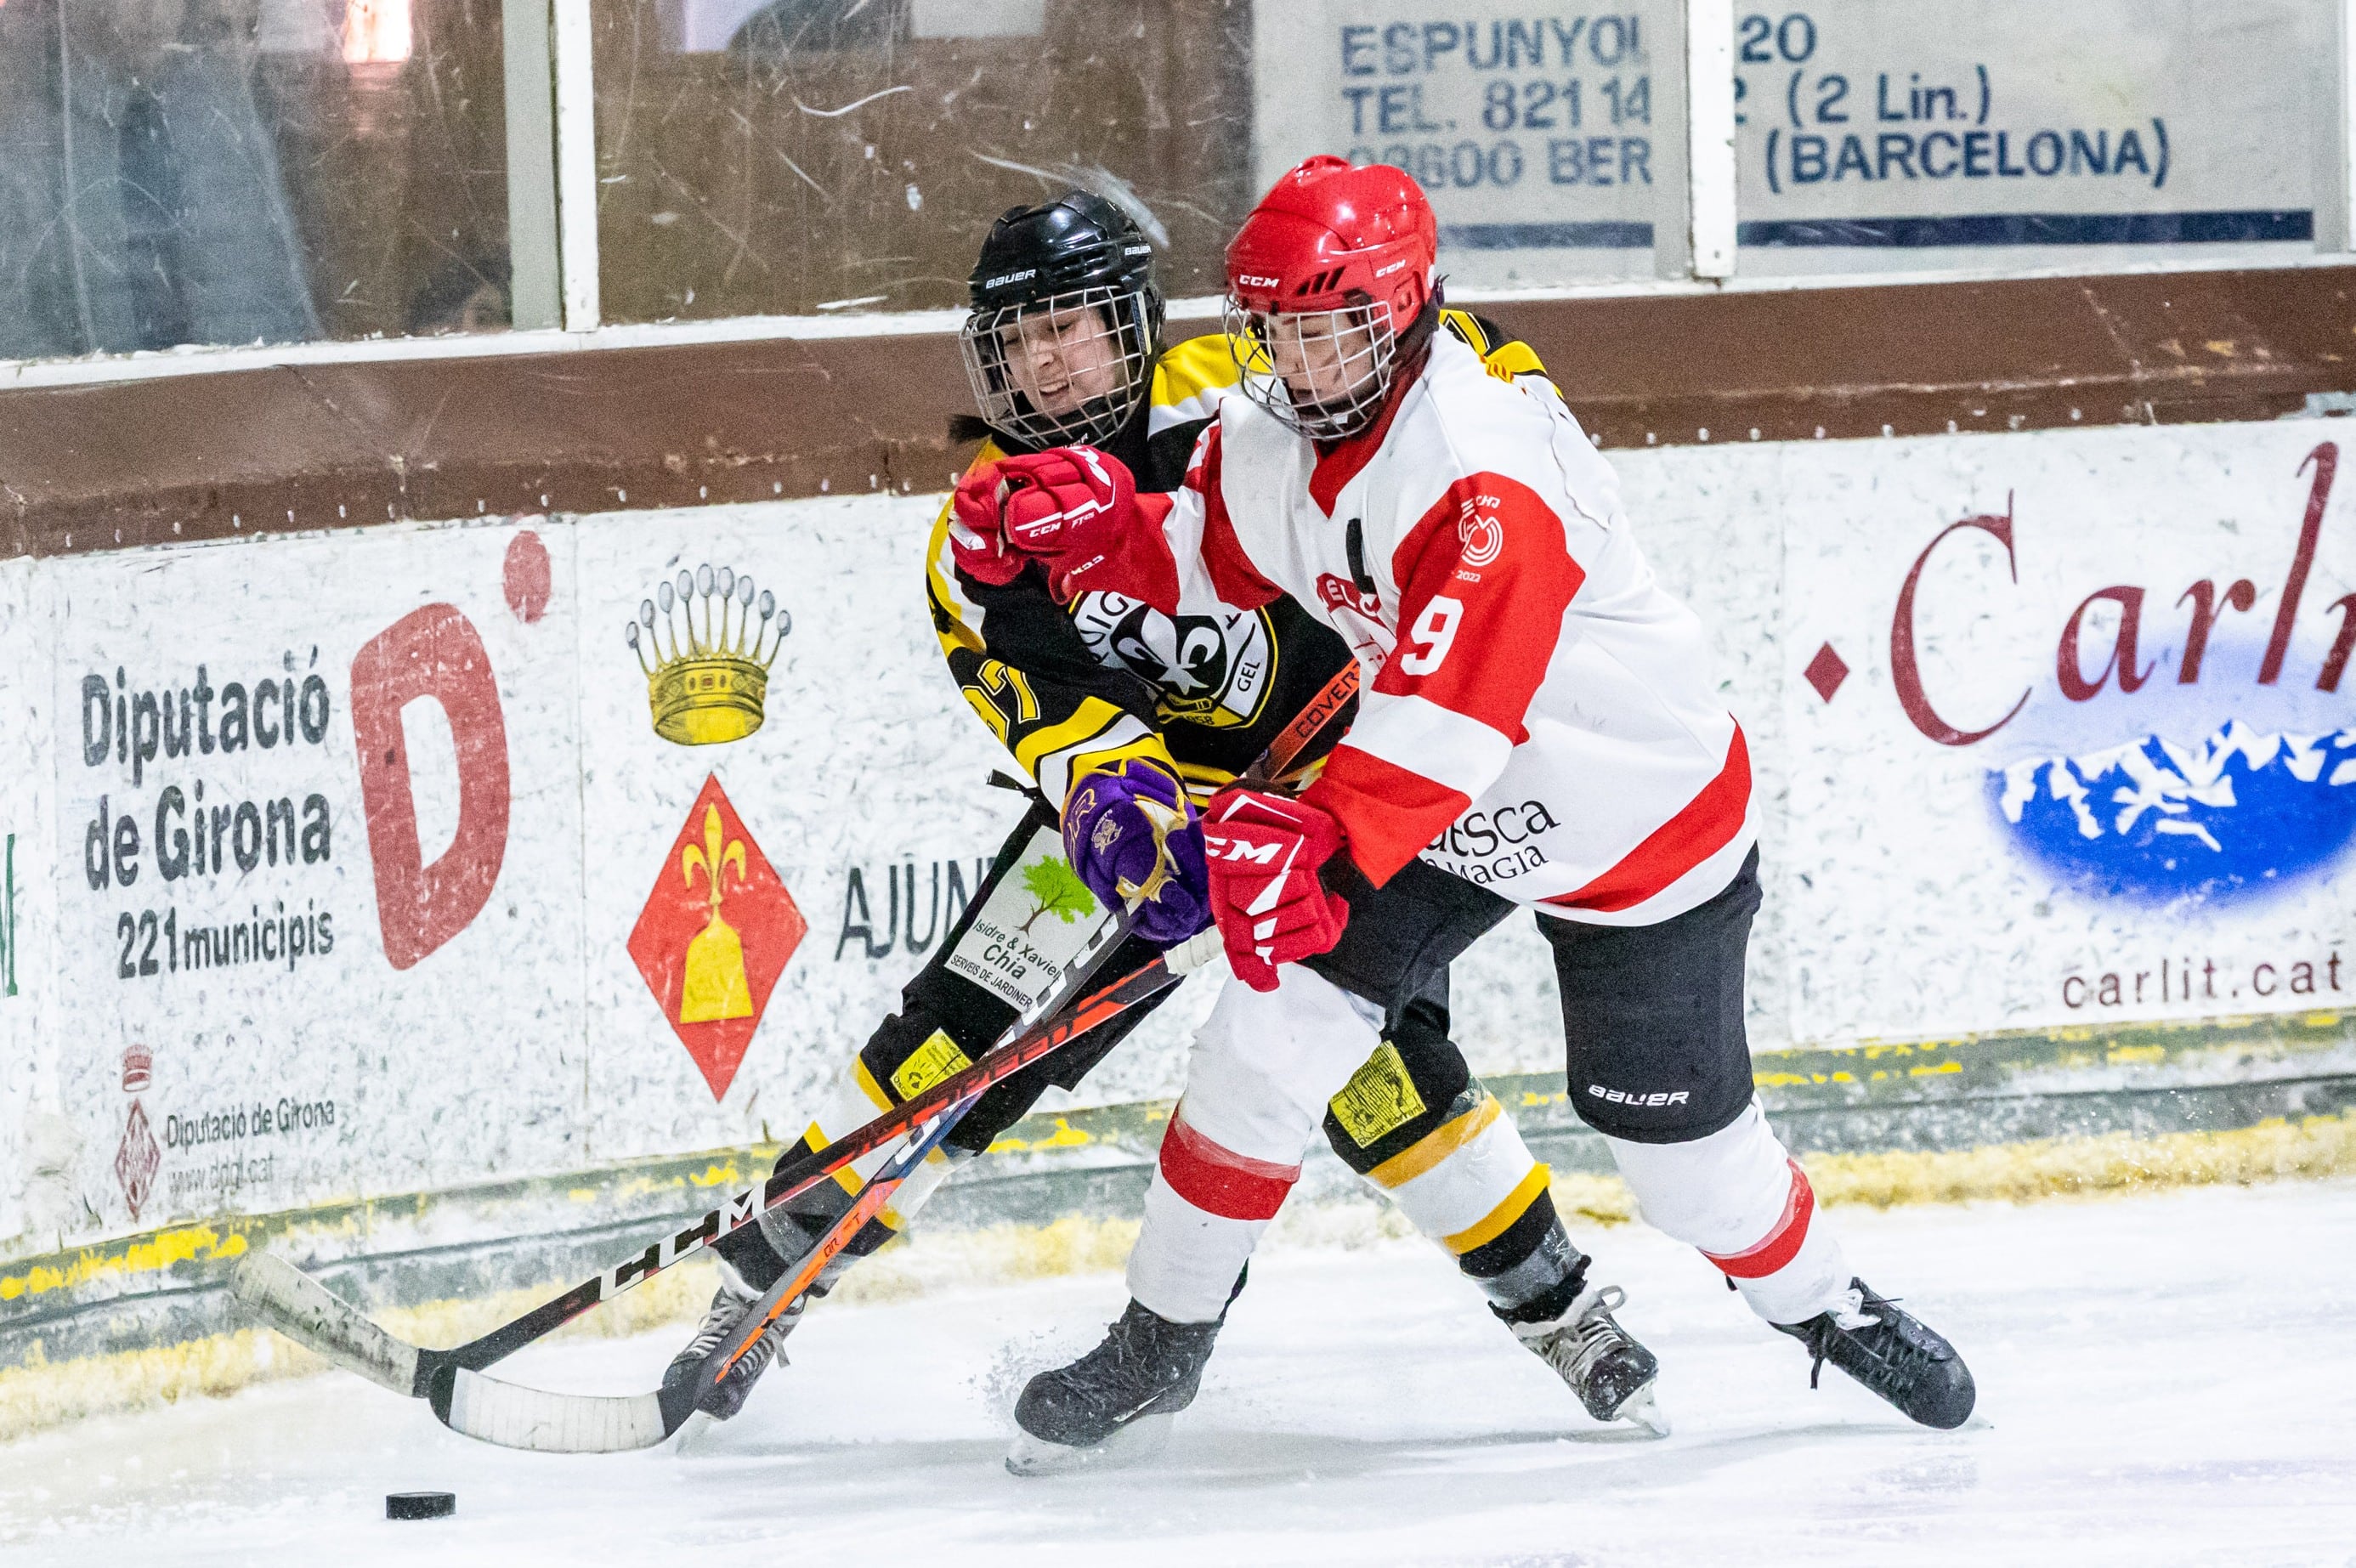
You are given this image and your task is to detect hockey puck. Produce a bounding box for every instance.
[386,1491,456,1520]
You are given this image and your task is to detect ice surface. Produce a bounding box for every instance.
[5,1181,2354,1565]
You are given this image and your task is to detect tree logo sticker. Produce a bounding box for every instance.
[1017,854,1096,935]
[943,827,1105,1014]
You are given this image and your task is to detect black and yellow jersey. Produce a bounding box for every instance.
[926,311,1556,810]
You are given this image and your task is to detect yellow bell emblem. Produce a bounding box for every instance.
[678,805,753,1023]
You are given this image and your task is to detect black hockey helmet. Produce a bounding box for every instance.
[959,192,1164,450]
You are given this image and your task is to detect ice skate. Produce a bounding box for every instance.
[1006,1299,1222,1475]
[658,1259,807,1421]
[1509,1283,1668,1436]
[1777,1276,1976,1429]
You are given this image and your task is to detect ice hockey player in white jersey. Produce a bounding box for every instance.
[662,190,1661,1442]
[953,156,1977,1465]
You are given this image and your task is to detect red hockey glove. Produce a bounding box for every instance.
[949,447,1151,601]
[948,462,1029,586]
[1201,788,1350,993]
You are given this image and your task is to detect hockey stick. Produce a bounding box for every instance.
[674,665,1363,1423]
[677,941,1175,1412]
[232,661,1357,1451]
[486,926,1222,1451]
[229,932,1217,1448]
[682,660,1367,1384]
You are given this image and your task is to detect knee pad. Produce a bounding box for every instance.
[858,1009,967,1107]
[855,1006,1039,1157]
[1321,1029,1475,1177]
[1184,969,1384,1158]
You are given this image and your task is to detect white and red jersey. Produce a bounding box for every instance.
[1133,328,1753,926]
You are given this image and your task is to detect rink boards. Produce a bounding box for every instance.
[3,415,2355,1289]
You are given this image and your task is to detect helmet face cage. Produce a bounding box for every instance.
[960,285,1156,450]
[1223,294,1399,443]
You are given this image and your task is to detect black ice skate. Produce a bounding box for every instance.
[1507,1283,1668,1436]
[660,1259,807,1421]
[1006,1299,1222,1475]
[1777,1276,1976,1429]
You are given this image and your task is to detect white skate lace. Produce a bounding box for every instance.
[1829,1286,1882,1332]
[1519,1284,1637,1387]
[682,1263,798,1367]
[681,1292,750,1359]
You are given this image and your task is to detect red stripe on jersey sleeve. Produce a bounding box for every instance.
[1544,724,1752,914]
[1192,422,1283,613]
[1158,1106,1302,1221]
[1302,743,1472,886]
[1378,473,1585,740]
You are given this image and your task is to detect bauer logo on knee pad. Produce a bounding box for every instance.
[1586,1084,1690,1108]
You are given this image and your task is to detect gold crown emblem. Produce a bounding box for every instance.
[626,563,791,747]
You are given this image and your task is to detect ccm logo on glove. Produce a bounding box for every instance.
[949,447,1139,599]
[1200,789,1350,992]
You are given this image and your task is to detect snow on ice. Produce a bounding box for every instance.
[3,1180,2353,1565]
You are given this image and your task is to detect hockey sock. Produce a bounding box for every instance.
[1328,1061,1569,1302]
[1606,1101,1854,1326]
[716,1142,977,1295]
[713,1215,793,1291]
[1474,1209,1593,1326]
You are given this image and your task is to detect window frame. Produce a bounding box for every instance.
[1,0,2350,389]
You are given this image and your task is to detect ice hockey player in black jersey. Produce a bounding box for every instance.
[657,191,1661,1440]
[961,160,1974,1464]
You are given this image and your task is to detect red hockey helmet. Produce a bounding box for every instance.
[1223,157,1439,440]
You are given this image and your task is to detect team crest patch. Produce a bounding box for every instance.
[1071,595,1273,729]
[1459,508,1504,568]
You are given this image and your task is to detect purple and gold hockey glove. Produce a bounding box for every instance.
[1062,758,1212,947]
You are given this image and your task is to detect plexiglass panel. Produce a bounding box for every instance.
[0,0,512,359]
[1733,0,2326,275]
[590,0,1255,321]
